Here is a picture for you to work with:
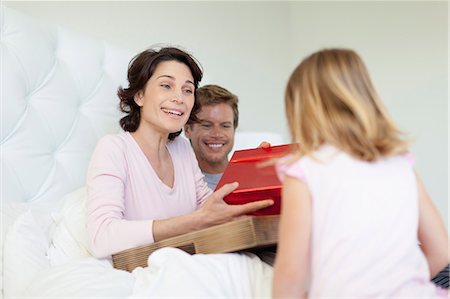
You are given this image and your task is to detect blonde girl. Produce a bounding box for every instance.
[273,49,449,298]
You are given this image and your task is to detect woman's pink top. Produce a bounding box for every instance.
[86,132,212,258]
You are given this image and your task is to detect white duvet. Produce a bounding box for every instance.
[2,188,272,299]
[131,248,272,298]
[18,249,272,298]
[14,250,271,299]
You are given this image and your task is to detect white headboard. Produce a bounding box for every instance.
[1,6,133,205]
[1,6,286,207]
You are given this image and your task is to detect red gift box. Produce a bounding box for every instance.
[215,144,291,216]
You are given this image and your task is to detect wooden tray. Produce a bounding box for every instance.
[112,215,279,272]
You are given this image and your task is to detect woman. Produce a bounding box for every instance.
[86,47,273,258]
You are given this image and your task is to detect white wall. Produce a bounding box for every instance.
[4,1,448,225]
[288,1,448,226]
[3,1,291,140]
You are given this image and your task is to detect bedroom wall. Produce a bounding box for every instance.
[288,1,449,226]
[4,1,448,225]
[2,1,291,141]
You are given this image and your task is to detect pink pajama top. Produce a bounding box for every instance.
[86,132,212,258]
[277,145,447,298]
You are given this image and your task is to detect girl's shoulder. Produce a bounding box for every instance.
[402,152,415,167]
[276,154,306,182]
[275,145,343,182]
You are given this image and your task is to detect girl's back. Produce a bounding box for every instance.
[281,145,442,297]
[273,48,448,299]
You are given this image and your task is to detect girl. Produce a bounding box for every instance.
[273,49,449,298]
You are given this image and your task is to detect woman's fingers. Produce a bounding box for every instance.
[213,182,239,199]
[208,183,274,220]
[235,199,274,215]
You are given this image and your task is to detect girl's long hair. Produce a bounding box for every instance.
[285,49,409,161]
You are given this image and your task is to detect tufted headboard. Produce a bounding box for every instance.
[1,6,286,208]
[1,6,286,299]
[1,6,133,206]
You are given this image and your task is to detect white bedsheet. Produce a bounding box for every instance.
[17,248,272,299]
[131,248,273,298]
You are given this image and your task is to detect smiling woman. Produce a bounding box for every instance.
[133,60,195,141]
[117,48,202,141]
[86,47,274,258]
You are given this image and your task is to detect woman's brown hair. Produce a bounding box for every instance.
[118,47,203,140]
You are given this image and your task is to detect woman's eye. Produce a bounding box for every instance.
[160,84,170,89]
[183,88,193,94]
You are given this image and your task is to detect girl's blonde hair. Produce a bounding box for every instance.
[286,49,409,162]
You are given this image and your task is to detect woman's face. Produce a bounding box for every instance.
[134,60,195,135]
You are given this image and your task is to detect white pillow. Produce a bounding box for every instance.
[3,210,50,298]
[47,187,93,266]
[1,200,64,299]
[1,202,30,298]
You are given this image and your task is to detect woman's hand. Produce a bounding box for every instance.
[196,182,274,228]
[153,182,273,242]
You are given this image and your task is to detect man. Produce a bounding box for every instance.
[185,84,238,190]
[185,84,277,265]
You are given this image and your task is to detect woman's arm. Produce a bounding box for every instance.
[416,172,450,278]
[273,176,311,299]
[153,182,274,242]
[88,136,274,258]
[87,136,155,258]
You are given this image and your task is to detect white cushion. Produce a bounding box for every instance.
[3,210,50,298]
[47,187,92,266]
[0,201,60,298]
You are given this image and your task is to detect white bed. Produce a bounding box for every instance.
[1,7,277,298]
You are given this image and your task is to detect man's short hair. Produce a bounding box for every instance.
[188,84,239,129]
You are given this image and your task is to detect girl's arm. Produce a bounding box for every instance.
[416,172,450,277]
[273,176,311,299]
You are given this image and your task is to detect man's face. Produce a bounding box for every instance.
[185,103,235,169]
